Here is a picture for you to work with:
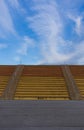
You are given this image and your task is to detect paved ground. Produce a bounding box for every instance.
[0,100,84,130]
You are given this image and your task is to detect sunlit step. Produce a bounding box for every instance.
[20,77,65,79]
[19,84,66,86]
[0,85,7,86]
[0,88,6,90]
[18,84,67,86]
[18,84,66,86]
[76,83,84,84]
[80,92,84,94]
[16,88,68,90]
[17,89,67,91]
[15,94,68,97]
[0,76,9,96]
[15,91,68,93]
[19,82,66,84]
[16,89,68,91]
[17,87,67,89]
[78,88,84,90]
[76,85,84,87]
[0,86,6,88]
[14,97,69,100]
[15,95,69,98]
[75,79,84,80]
[20,78,65,80]
[79,90,84,92]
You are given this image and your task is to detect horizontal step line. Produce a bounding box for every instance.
[16,90,67,91]
[19,79,65,80]
[20,78,65,79]
[19,84,66,85]
[19,82,65,83]
[16,88,67,89]
[15,91,68,93]
[17,86,67,87]
[15,95,69,96]
[20,77,64,78]
[14,95,69,98]
[15,94,69,96]
[17,85,66,86]
[16,87,67,88]
[20,80,65,81]
[14,98,69,100]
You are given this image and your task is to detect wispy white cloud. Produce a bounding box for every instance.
[0,0,16,38]
[0,43,8,49]
[14,36,35,63]
[8,0,26,15]
[78,57,84,64]
[26,0,75,64]
[8,0,20,9]
[1,0,84,65]
[27,0,62,37]
[26,0,84,64]
[17,36,35,56]
[14,56,21,63]
[58,0,84,10]
[68,14,83,36]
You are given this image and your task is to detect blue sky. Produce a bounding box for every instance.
[0,0,84,65]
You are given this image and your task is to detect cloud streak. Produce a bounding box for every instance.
[0,0,84,65]
[8,0,20,9]
[25,0,84,64]
[17,36,34,56]
[14,36,35,63]
[68,14,83,36]
[26,0,75,64]
[0,0,16,38]
[0,43,8,49]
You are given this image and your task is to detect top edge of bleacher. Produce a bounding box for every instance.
[0,64,84,66]
[0,65,84,77]
[0,64,84,65]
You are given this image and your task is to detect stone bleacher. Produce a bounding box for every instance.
[0,65,84,100]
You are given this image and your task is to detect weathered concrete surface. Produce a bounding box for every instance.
[0,127,84,130]
[0,100,84,130]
